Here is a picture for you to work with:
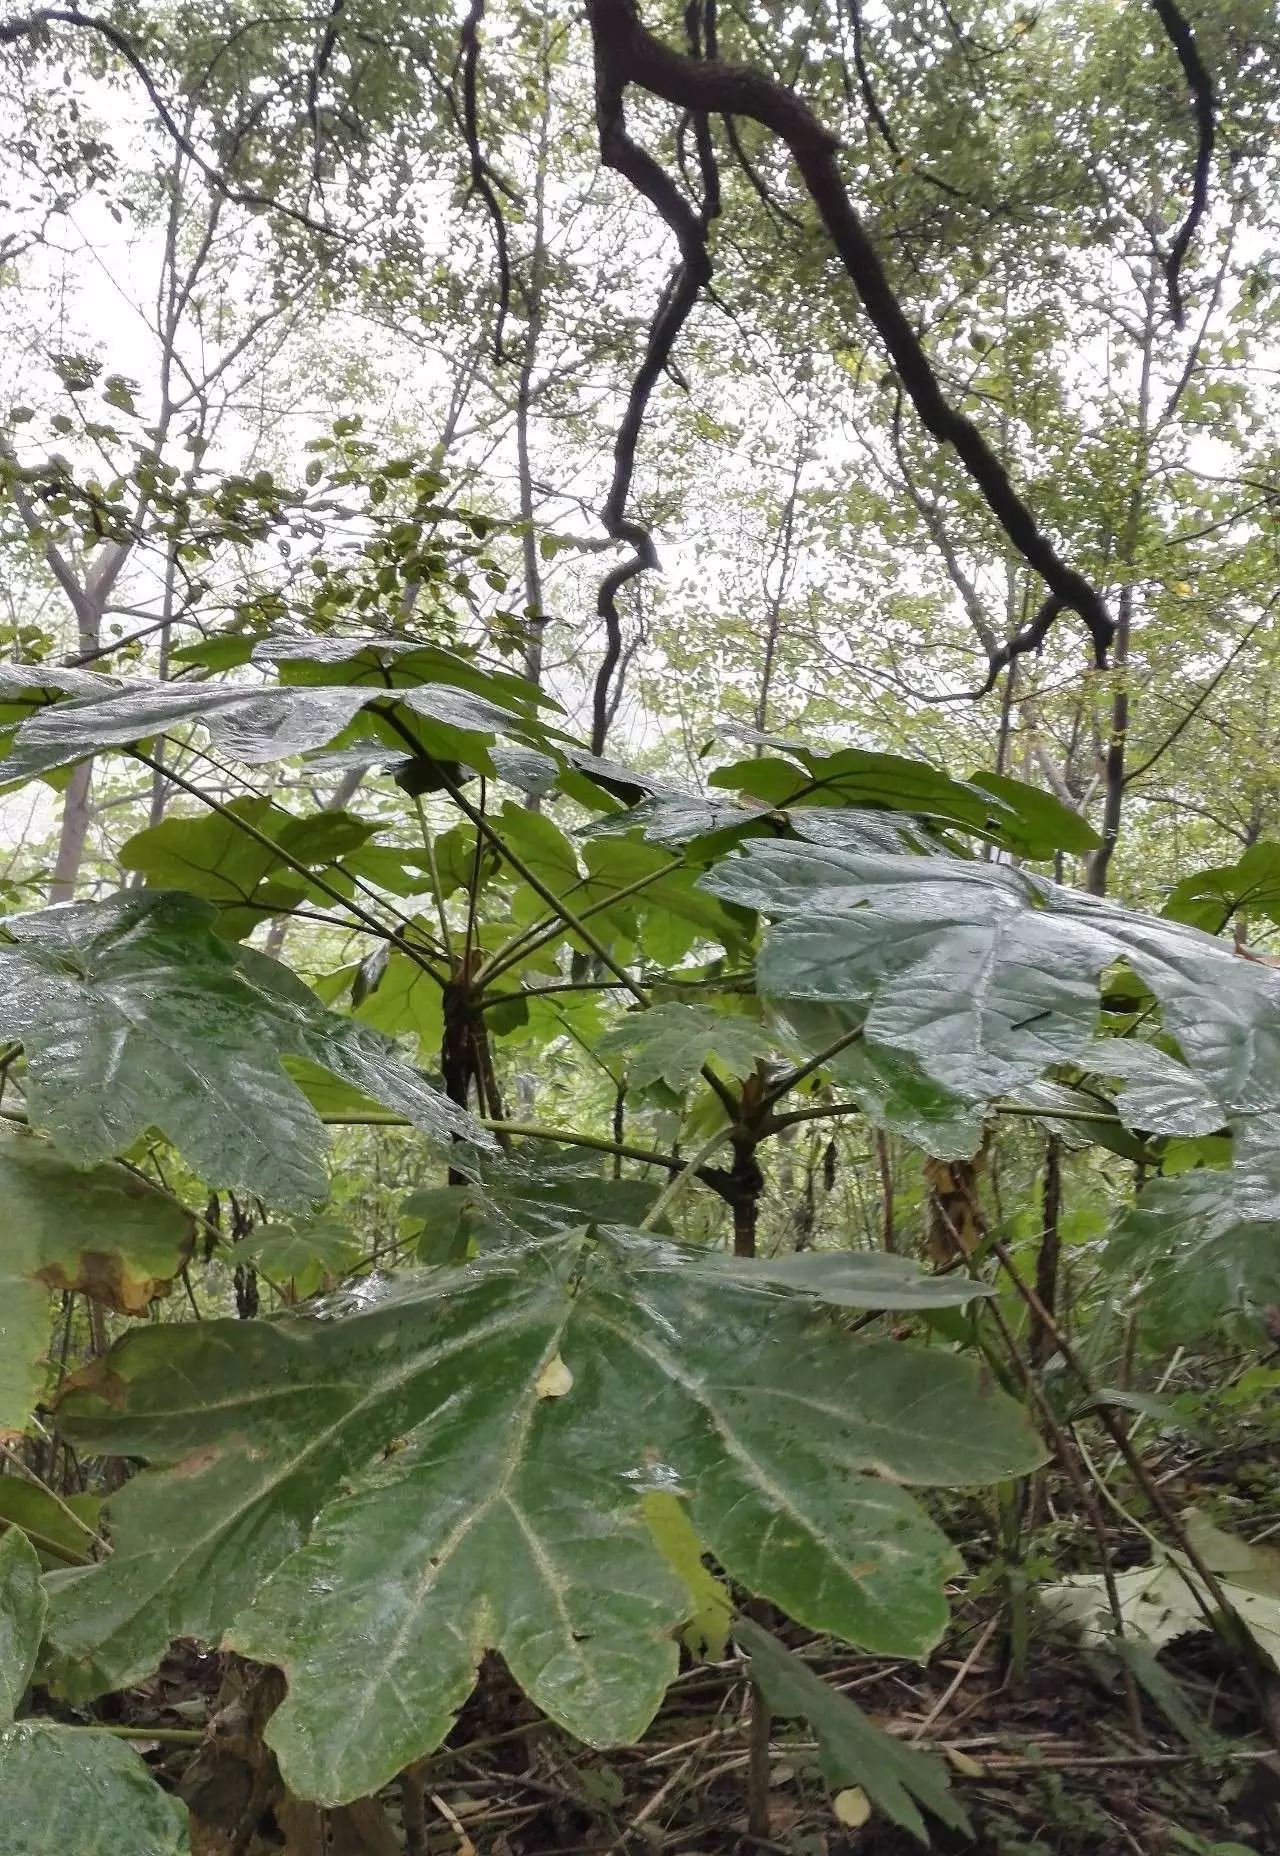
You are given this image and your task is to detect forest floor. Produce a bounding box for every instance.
[87,1602,1279,1856]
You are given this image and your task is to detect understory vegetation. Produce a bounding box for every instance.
[0,0,1278,1851]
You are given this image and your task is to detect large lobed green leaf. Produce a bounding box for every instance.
[0,1532,188,1854]
[118,798,376,940]
[707,736,1098,858]
[701,843,1280,1149]
[0,891,488,1206]
[596,1001,777,1092]
[0,1127,191,1436]
[45,1226,1039,1805]
[402,1154,664,1261]
[0,656,556,787]
[1106,1167,1280,1343]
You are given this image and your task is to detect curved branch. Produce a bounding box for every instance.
[588,3,720,752]
[458,0,513,361]
[583,0,1114,670]
[1149,0,1216,331]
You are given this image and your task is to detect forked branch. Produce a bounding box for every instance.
[583,0,1115,683]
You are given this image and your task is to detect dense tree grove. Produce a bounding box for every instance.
[0,1,1279,1851]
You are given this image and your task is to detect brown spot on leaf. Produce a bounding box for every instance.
[171,1445,222,1479]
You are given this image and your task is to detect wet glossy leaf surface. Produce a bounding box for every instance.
[0,891,488,1206]
[0,1530,44,1718]
[45,1225,1040,1803]
[0,1723,190,1854]
[402,1157,664,1258]
[704,844,1280,1138]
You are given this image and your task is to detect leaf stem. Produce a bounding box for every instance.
[430,762,650,1003]
[130,751,447,983]
[639,1129,732,1228]
[477,863,673,986]
[758,1021,865,1110]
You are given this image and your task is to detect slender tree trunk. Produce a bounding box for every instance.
[1086,274,1158,895]
[1030,1135,1063,1367]
[753,438,805,739]
[49,762,93,902]
[516,12,552,693]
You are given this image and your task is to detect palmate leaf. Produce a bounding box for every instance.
[255,631,552,717]
[1163,841,1280,934]
[0,661,554,786]
[402,1155,664,1260]
[704,846,1113,1100]
[701,843,1280,1129]
[0,1533,189,1855]
[597,1002,776,1091]
[0,1127,191,1436]
[118,798,377,939]
[1080,1038,1223,1138]
[1106,1168,1280,1343]
[707,739,1097,858]
[0,891,489,1207]
[45,1225,1038,1805]
[239,1220,361,1298]
[736,1617,969,1845]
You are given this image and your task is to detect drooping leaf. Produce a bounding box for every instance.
[256,631,552,717]
[0,1529,43,1720]
[1,666,554,787]
[642,1492,731,1662]
[1106,1168,1280,1342]
[597,1002,776,1092]
[0,1477,100,1567]
[703,842,1280,1133]
[1006,1080,1152,1162]
[402,1156,665,1259]
[707,741,1095,857]
[965,769,1100,856]
[736,1617,969,1845]
[1080,1038,1223,1137]
[1163,842,1280,934]
[705,847,1112,1101]
[2,681,372,782]
[46,1225,1040,1804]
[0,1126,191,1436]
[0,1723,190,1854]
[0,892,489,1207]
[119,799,376,939]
